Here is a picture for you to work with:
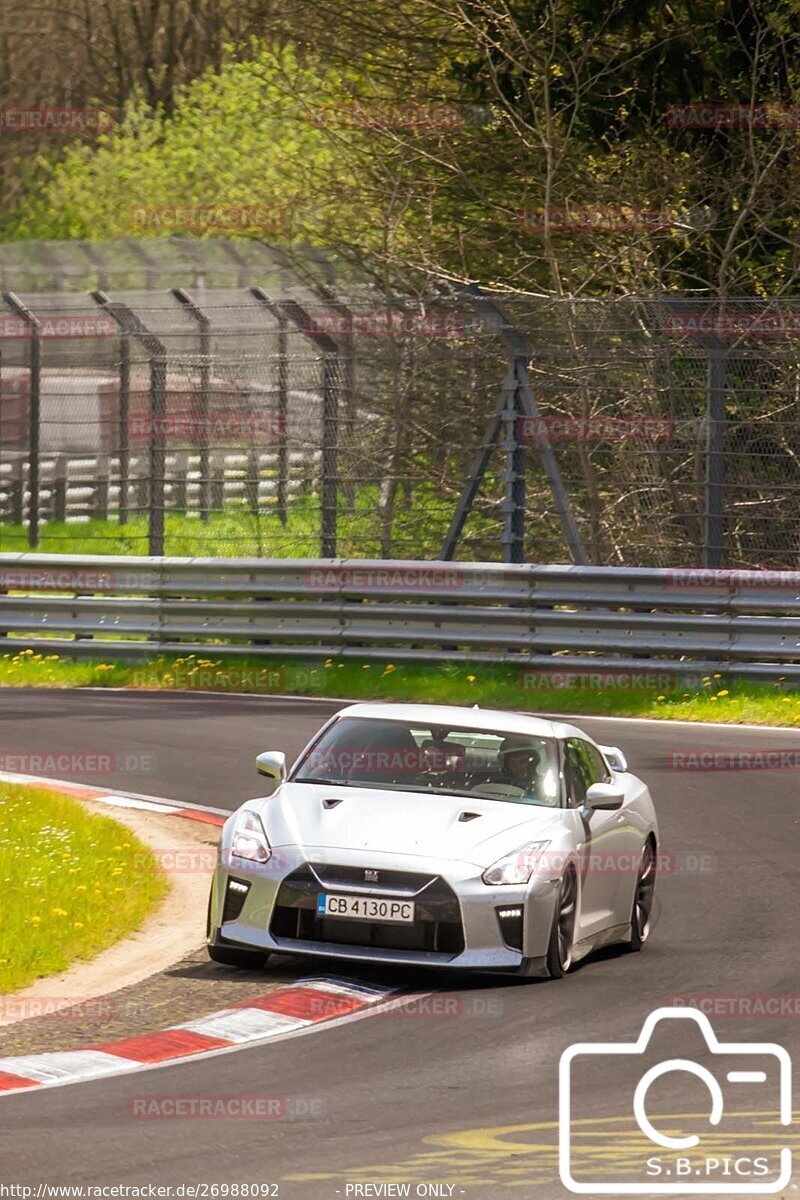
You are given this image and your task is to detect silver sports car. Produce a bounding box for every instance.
[207,703,658,979]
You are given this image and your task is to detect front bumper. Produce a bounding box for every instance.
[209,845,561,971]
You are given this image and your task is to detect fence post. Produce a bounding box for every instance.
[462,286,588,565]
[53,454,67,522]
[95,453,110,520]
[250,289,341,556]
[321,350,340,558]
[172,289,211,521]
[706,346,727,568]
[276,313,289,525]
[118,333,130,524]
[4,292,41,548]
[149,349,167,555]
[501,363,526,563]
[92,291,168,555]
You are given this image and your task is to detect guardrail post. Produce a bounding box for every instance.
[172,289,212,521]
[92,291,168,555]
[4,292,41,547]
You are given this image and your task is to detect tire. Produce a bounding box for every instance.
[545,866,577,979]
[626,840,656,952]
[207,942,271,969]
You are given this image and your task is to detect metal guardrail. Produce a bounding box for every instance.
[1,554,799,680]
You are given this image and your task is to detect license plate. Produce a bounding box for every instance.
[317,893,415,923]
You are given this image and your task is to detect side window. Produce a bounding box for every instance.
[565,739,609,807]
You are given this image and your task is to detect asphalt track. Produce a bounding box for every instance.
[1,689,799,1198]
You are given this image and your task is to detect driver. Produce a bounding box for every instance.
[470,734,543,801]
[498,735,541,793]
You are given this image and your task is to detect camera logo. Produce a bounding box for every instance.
[559,1007,792,1194]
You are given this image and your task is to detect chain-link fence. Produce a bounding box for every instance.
[2,239,800,567]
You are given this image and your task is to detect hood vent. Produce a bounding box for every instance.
[458,811,481,823]
[322,796,346,809]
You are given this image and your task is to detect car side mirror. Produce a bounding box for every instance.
[599,744,627,773]
[256,751,286,781]
[583,782,624,812]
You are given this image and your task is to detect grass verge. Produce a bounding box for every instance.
[2,647,800,726]
[0,783,168,993]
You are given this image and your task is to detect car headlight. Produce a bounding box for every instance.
[482,840,551,886]
[230,810,272,864]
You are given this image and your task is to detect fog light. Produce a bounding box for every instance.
[496,905,524,951]
[223,877,250,922]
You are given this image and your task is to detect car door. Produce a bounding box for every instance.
[564,738,628,938]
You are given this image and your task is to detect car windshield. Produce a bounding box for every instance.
[292,716,561,806]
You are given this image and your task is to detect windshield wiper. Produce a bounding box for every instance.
[293,776,352,786]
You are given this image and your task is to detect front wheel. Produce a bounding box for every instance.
[545,867,577,979]
[626,841,656,952]
[208,942,271,969]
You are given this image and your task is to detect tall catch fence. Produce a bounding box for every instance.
[1,238,799,568]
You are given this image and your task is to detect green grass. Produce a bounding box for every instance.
[2,647,800,726]
[0,783,168,993]
[0,486,490,558]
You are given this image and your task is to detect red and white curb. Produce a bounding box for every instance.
[0,977,396,1097]
[0,770,228,827]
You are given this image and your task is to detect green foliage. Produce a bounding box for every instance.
[0,784,167,993]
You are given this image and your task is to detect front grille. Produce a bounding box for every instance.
[309,863,437,894]
[270,864,464,956]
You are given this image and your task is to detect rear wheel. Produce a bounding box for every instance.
[546,867,577,979]
[208,942,270,969]
[627,840,656,952]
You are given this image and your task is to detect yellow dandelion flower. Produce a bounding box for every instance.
[717,690,729,697]
[467,675,476,683]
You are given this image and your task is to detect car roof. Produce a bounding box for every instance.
[334,702,591,743]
